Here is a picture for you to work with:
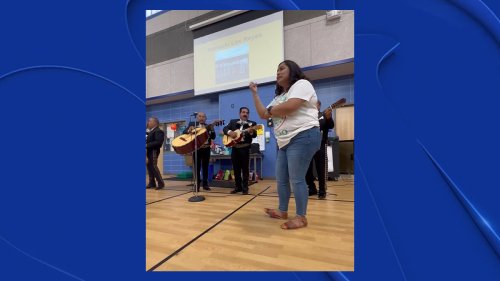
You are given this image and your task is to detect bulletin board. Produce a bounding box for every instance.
[252,124,265,151]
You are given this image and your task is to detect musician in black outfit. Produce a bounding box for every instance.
[306,100,334,199]
[223,107,257,195]
[183,112,216,191]
[146,117,165,190]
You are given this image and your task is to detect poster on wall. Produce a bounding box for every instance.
[166,127,175,139]
[252,124,265,151]
[327,145,334,172]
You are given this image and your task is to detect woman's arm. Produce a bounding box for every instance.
[269,98,304,116]
[270,79,314,116]
[249,82,271,120]
[250,81,309,118]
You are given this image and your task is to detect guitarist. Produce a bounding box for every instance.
[183,112,216,191]
[146,117,165,190]
[305,100,334,199]
[223,107,257,195]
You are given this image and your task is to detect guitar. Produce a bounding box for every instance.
[324,98,346,115]
[223,124,263,147]
[172,120,225,155]
[186,119,224,134]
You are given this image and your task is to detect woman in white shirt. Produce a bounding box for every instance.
[250,60,321,229]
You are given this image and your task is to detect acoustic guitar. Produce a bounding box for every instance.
[171,120,224,155]
[223,124,263,147]
[324,98,346,114]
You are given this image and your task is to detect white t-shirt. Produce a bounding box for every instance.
[267,79,319,148]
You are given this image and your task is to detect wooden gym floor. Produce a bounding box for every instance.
[146,177,354,271]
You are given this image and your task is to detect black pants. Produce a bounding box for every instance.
[305,143,327,194]
[147,148,164,187]
[192,147,210,187]
[231,146,250,192]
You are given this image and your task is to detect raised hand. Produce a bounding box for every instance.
[249,82,258,94]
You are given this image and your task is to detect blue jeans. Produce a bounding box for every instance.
[275,127,321,216]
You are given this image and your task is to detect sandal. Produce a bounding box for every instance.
[281,216,308,230]
[264,208,288,219]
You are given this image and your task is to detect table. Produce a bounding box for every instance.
[210,153,264,180]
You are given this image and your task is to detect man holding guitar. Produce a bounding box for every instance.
[183,112,216,191]
[223,107,257,195]
[305,100,336,199]
[146,117,165,190]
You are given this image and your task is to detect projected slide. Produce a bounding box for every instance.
[194,12,284,95]
[215,44,249,84]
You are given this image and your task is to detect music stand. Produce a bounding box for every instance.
[188,114,205,202]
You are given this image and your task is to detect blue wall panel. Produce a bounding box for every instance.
[146,75,354,178]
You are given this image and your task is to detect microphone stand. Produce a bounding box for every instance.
[188,114,205,202]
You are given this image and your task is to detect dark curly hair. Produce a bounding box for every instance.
[275,60,309,96]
